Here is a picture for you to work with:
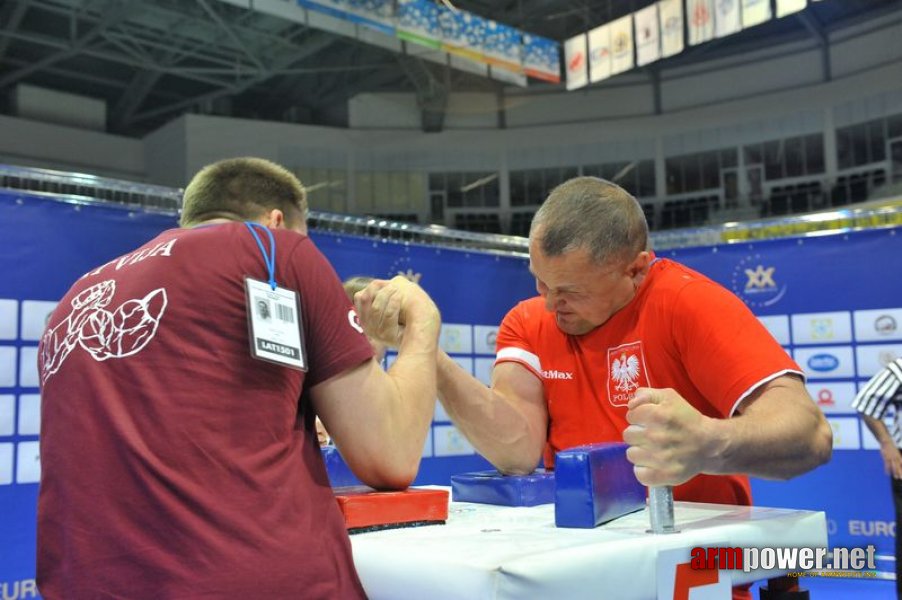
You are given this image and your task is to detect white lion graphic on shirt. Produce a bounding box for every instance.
[40,280,167,384]
[611,353,641,392]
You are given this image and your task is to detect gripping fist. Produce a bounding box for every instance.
[353,276,440,349]
[622,387,717,487]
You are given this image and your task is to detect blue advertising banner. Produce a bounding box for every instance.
[298,0,395,35]
[0,193,179,599]
[658,228,902,560]
[2,188,899,594]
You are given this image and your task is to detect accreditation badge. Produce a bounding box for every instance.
[245,277,307,371]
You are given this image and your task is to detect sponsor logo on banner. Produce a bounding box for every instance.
[387,255,422,283]
[590,46,610,62]
[609,15,634,75]
[472,325,498,354]
[659,0,685,58]
[564,33,588,90]
[815,388,835,407]
[807,354,839,373]
[854,344,902,377]
[853,308,902,342]
[849,520,896,538]
[607,341,650,406]
[875,315,897,336]
[439,324,473,354]
[792,311,852,345]
[432,424,475,457]
[731,254,787,308]
[0,580,39,600]
[692,1,712,27]
[879,350,899,367]
[613,31,630,54]
[828,417,861,450]
[806,382,857,414]
[810,318,834,341]
[588,23,612,83]
[715,0,742,37]
[568,50,584,72]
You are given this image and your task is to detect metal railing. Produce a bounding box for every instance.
[1,163,899,254]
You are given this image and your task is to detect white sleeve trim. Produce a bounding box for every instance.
[728,369,806,417]
[495,347,543,379]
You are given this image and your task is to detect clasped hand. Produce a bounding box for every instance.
[623,387,718,487]
[353,276,439,348]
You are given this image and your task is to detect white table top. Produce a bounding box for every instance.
[351,496,827,600]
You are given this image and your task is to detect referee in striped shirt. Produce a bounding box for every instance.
[853,357,902,595]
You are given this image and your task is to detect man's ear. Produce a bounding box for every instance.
[264,209,285,229]
[627,251,652,278]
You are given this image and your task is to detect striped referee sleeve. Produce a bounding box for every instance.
[852,358,902,419]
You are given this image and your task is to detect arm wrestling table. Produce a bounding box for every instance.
[350,494,827,600]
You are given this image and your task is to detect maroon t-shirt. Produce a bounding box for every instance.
[37,222,373,599]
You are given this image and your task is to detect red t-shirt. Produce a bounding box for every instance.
[495,258,802,506]
[37,223,373,599]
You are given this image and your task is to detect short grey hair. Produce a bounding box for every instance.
[529,176,649,265]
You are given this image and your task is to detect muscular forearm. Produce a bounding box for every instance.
[373,307,440,487]
[703,380,833,480]
[437,352,545,474]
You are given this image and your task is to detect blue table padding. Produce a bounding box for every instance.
[322,445,363,487]
[554,442,645,528]
[450,469,555,506]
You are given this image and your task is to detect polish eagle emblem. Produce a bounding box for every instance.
[611,352,641,392]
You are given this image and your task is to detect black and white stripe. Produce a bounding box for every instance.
[852,358,902,447]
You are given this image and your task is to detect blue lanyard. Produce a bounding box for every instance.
[244,222,277,290]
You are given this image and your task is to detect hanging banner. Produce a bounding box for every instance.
[588,23,612,83]
[483,21,524,76]
[298,0,395,35]
[450,53,488,77]
[715,0,742,38]
[609,14,635,76]
[490,64,527,87]
[634,4,661,67]
[523,34,561,83]
[658,0,684,58]
[742,0,772,28]
[777,0,808,18]
[564,33,589,90]
[396,0,442,49]
[687,0,715,46]
[440,8,487,63]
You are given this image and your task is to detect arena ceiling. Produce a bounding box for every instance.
[0,0,897,136]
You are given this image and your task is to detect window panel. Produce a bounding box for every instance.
[784,137,804,178]
[684,155,701,191]
[764,140,783,180]
[804,134,824,174]
[851,124,869,167]
[638,160,655,197]
[868,120,886,162]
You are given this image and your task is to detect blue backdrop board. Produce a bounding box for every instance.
[2,189,900,593]
[0,193,179,598]
[658,227,902,562]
